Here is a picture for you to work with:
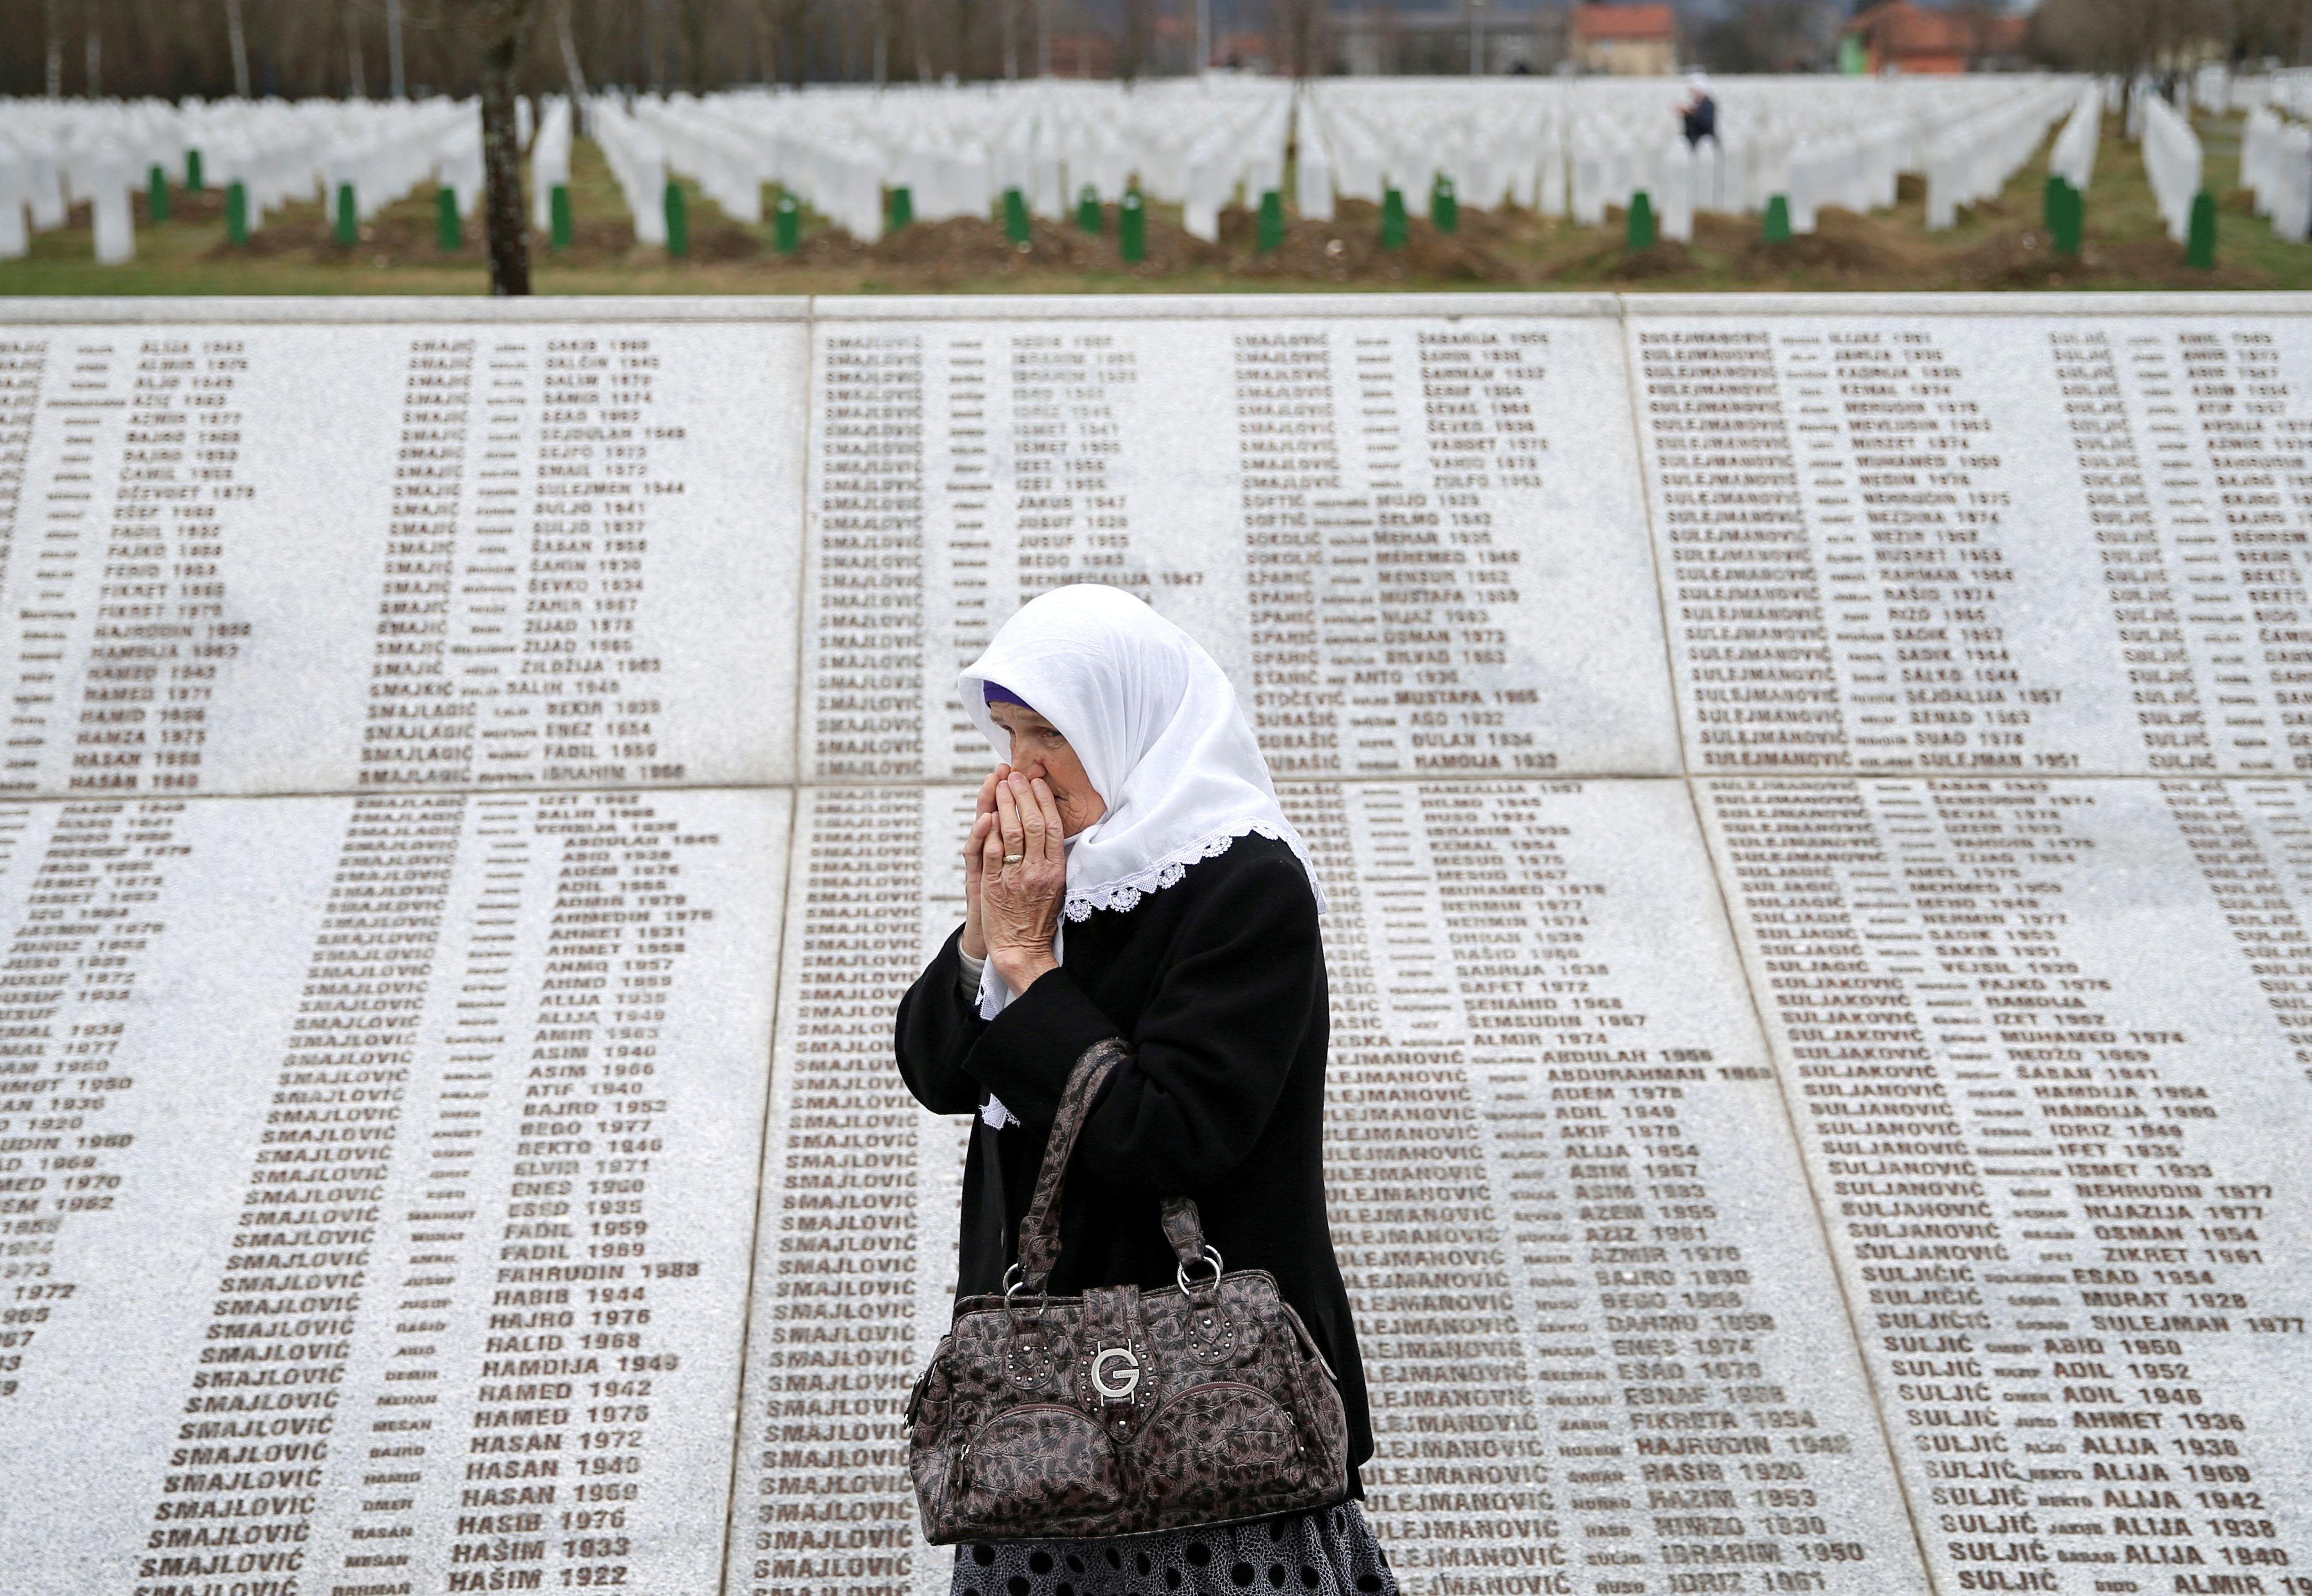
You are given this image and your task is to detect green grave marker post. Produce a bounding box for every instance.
[664,181,688,258]
[1120,188,1145,262]
[334,183,358,246]
[2054,180,2083,258]
[1256,189,1284,253]
[1003,187,1031,245]
[1763,193,1792,243]
[1380,186,1407,250]
[1078,185,1102,234]
[775,192,800,254]
[1430,174,1457,233]
[888,185,913,231]
[1628,190,1656,249]
[224,181,248,246]
[147,165,170,223]
[2187,190,2215,269]
[184,150,205,192]
[436,187,461,251]
[550,184,574,250]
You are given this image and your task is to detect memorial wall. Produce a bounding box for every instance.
[0,294,2306,1596]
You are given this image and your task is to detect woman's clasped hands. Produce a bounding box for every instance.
[959,764,1067,993]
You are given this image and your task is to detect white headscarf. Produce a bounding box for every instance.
[958,583,1326,1046]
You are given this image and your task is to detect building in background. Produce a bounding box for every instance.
[1334,3,1567,74]
[1570,3,1680,73]
[1842,1,2027,72]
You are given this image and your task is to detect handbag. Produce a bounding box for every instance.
[906,1038,1350,1542]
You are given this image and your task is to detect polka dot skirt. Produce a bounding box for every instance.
[950,1501,1398,1596]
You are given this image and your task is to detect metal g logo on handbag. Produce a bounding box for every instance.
[904,1039,1351,1543]
[1090,1345,1142,1402]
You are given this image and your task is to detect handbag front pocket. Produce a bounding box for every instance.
[957,1402,1126,1532]
[1132,1379,1310,1514]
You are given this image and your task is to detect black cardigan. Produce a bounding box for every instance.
[893,833,1376,1483]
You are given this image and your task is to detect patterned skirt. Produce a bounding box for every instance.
[948,1501,1398,1596]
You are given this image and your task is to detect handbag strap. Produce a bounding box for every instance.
[1016,1038,1210,1292]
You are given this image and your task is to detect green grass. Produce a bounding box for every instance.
[3,112,2304,297]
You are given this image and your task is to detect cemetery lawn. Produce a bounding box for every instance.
[4,113,2305,298]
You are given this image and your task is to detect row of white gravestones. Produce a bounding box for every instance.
[2243,108,2312,245]
[22,75,2312,266]
[1298,74,2083,239]
[0,97,500,263]
[528,97,576,235]
[2137,92,2205,246]
[2233,69,2312,120]
[0,295,2309,1596]
[2047,83,2102,194]
[624,79,1291,244]
[591,75,2093,250]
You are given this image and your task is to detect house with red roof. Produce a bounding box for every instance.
[1571,4,1679,75]
[1843,1,2028,74]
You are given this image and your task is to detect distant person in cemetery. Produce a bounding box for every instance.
[1680,72,1718,147]
[895,584,1396,1596]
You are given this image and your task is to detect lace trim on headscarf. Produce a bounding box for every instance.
[1062,822,1330,922]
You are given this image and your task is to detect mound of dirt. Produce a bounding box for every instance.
[547,217,641,262]
[772,213,1226,283]
[1231,213,1510,283]
[685,221,761,262]
[1596,239,1701,281]
[1737,229,1899,279]
[2082,234,2266,289]
[138,188,227,225]
[203,213,331,260]
[1940,227,2097,289]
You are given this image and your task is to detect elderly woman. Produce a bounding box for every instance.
[896,586,1394,1596]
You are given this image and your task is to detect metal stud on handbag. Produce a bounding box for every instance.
[906,1038,1350,1542]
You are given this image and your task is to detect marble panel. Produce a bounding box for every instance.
[1627,310,2312,776]
[0,786,789,1594]
[727,779,1926,1596]
[0,320,805,796]
[801,310,1682,783]
[1696,776,2312,1595]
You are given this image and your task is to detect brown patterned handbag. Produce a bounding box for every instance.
[906,1038,1351,1542]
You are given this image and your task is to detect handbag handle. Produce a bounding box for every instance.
[1014,1037,1210,1294]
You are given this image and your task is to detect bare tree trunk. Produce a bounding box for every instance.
[647,0,666,88]
[1119,0,1152,80]
[347,0,368,96]
[681,0,711,89]
[556,0,588,127]
[226,0,252,97]
[912,0,934,80]
[874,0,888,84]
[386,0,406,96]
[478,0,540,294]
[43,0,62,97]
[84,6,100,95]
[1003,0,1017,78]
